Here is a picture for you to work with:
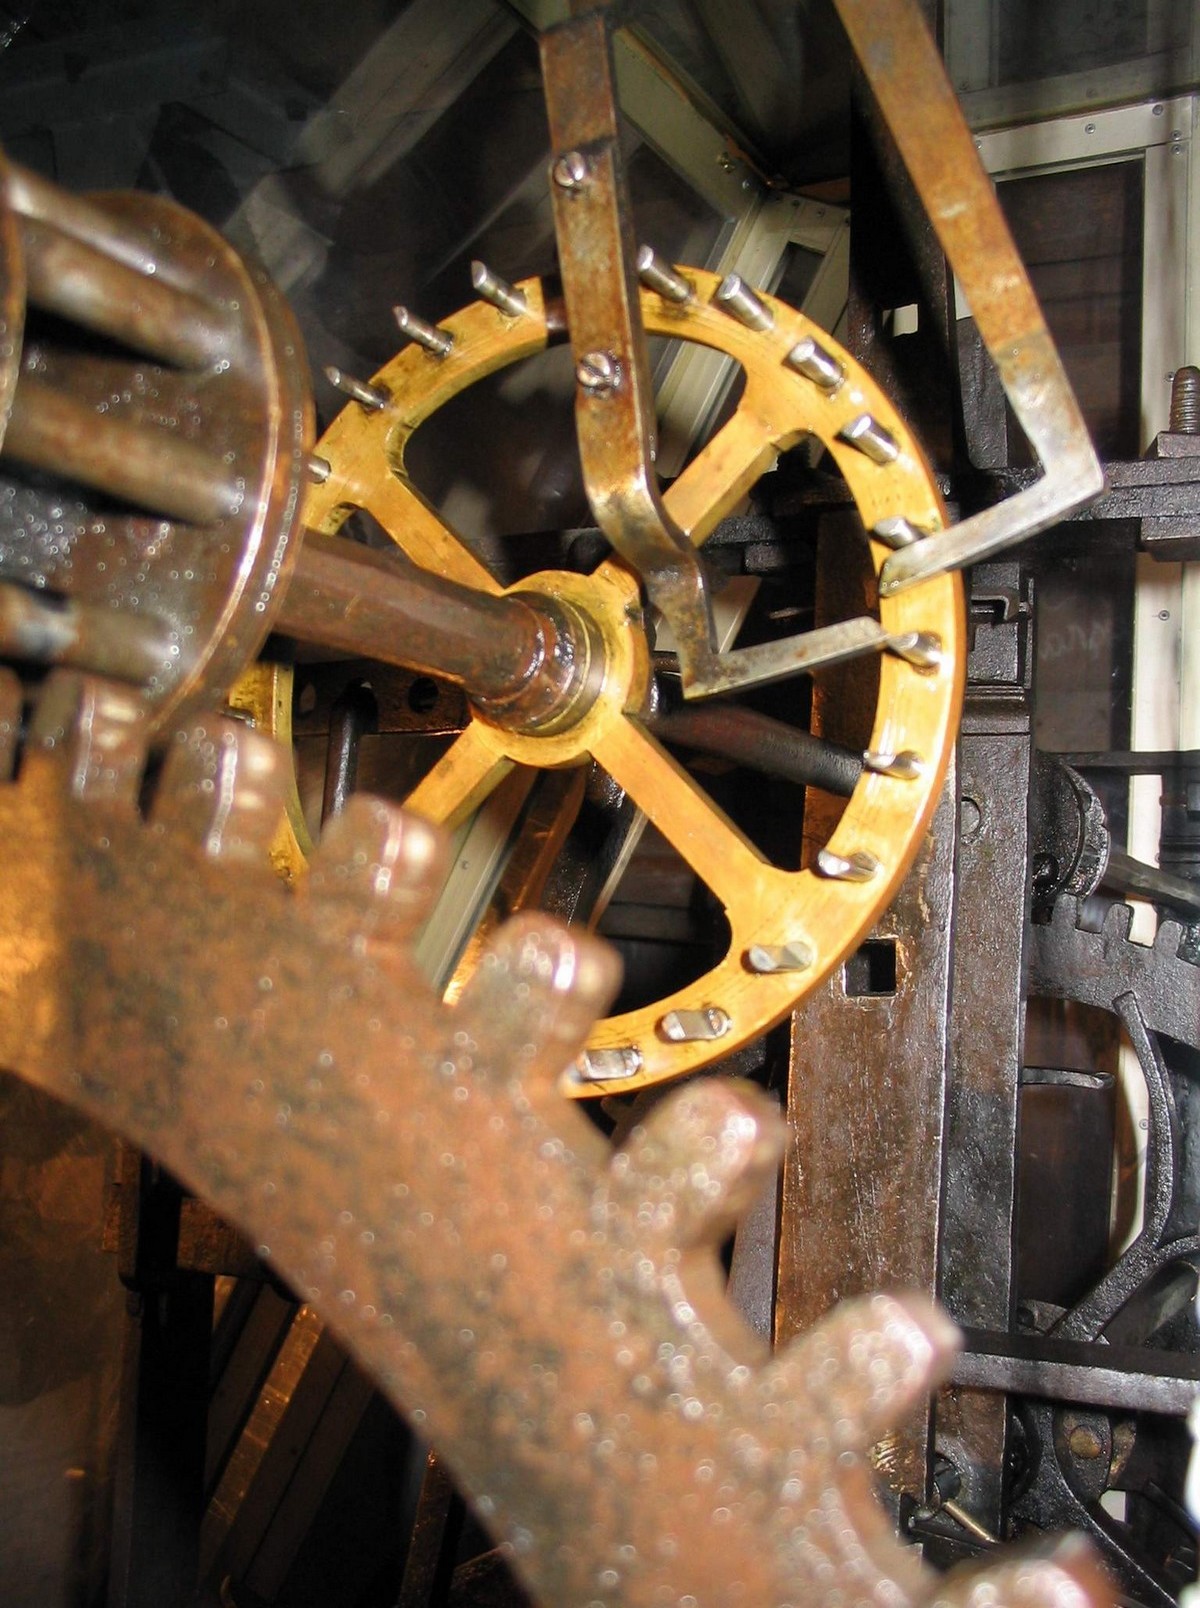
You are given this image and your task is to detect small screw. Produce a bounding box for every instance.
[817,848,880,883]
[553,150,590,191]
[574,1046,643,1083]
[785,335,843,391]
[872,516,927,549]
[659,1006,731,1043]
[714,273,774,332]
[746,941,814,974]
[325,367,389,411]
[888,630,942,671]
[576,351,620,395]
[839,413,900,465]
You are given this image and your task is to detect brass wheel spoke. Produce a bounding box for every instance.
[591,715,767,923]
[358,473,500,595]
[404,724,513,832]
[663,404,783,546]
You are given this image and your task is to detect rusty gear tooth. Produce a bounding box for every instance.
[765,1292,960,1451]
[457,912,621,1090]
[303,795,447,945]
[1100,901,1134,944]
[25,668,147,804]
[928,1532,1112,1608]
[151,717,287,863]
[605,1079,786,1250]
[1152,914,1186,957]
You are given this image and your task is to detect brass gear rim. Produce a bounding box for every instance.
[294,269,965,1096]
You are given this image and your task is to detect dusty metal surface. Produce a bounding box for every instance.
[0,669,1114,1608]
[0,159,312,736]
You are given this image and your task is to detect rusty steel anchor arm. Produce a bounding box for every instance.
[0,667,1112,1608]
[833,0,1104,595]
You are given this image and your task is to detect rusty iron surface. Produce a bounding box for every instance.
[0,160,312,735]
[0,668,1113,1608]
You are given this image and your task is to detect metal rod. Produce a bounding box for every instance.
[321,682,377,824]
[20,214,232,371]
[647,700,863,796]
[2,377,241,527]
[278,532,556,705]
[0,579,170,682]
[954,1325,1200,1417]
[1102,847,1200,923]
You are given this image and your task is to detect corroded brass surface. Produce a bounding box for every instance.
[0,671,1109,1608]
[302,269,964,1093]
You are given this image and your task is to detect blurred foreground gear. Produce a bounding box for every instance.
[0,668,1114,1608]
[0,153,313,735]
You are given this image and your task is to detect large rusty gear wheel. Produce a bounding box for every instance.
[0,671,1110,1608]
[297,268,965,1096]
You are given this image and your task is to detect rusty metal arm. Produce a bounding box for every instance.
[833,0,1104,594]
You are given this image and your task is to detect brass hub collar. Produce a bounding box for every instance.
[470,580,617,740]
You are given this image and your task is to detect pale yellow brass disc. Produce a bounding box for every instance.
[293,269,964,1096]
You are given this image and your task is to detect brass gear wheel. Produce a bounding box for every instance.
[291,268,965,1096]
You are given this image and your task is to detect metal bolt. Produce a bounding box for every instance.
[872,516,927,549]
[785,335,843,390]
[816,848,880,883]
[552,150,591,190]
[1169,365,1200,433]
[393,305,454,357]
[636,244,692,304]
[863,749,923,780]
[888,631,943,671]
[324,366,389,411]
[471,260,528,319]
[746,940,814,974]
[573,1045,643,1083]
[576,351,620,395]
[839,413,900,465]
[659,1006,731,1043]
[714,273,774,332]
[307,454,332,484]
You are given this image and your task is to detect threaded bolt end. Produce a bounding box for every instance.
[1169,365,1200,433]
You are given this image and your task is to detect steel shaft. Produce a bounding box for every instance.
[279,532,580,717]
